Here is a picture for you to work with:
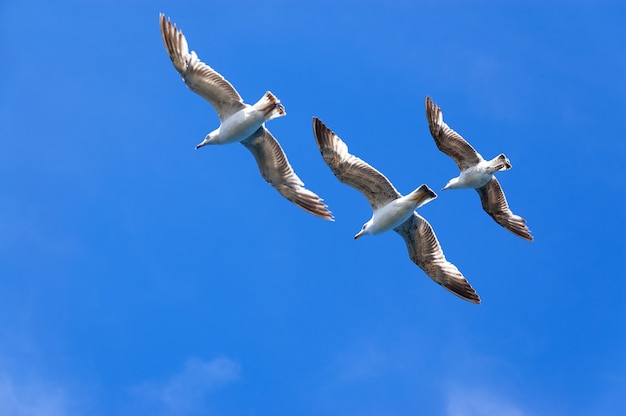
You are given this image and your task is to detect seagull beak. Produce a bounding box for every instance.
[196,135,211,149]
[354,231,364,240]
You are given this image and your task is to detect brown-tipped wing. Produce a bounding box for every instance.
[241,127,333,220]
[476,178,533,241]
[425,96,482,171]
[159,14,245,121]
[394,213,480,304]
[312,117,401,210]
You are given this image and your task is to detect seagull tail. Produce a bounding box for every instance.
[498,153,512,170]
[254,91,286,121]
[408,184,437,209]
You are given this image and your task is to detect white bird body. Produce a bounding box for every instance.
[198,92,285,147]
[357,187,435,237]
[443,156,508,190]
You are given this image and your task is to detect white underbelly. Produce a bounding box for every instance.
[369,199,415,234]
[459,168,492,188]
[215,108,265,144]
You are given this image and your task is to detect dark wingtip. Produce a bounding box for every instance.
[508,218,534,242]
[450,284,481,304]
[424,96,443,137]
[318,209,335,222]
[312,116,332,150]
[312,116,324,133]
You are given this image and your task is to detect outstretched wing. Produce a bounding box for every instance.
[394,213,480,303]
[160,14,245,121]
[476,178,533,241]
[312,117,401,210]
[425,96,482,171]
[241,127,333,220]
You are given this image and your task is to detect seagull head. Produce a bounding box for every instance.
[195,133,214,149]
[354,220,373,239]
[442,177,459,191]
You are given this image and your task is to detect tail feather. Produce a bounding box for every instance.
[254,91,286,121]
[409,184,437,208]
[497,153,512,171]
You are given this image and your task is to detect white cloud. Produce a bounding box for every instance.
[129,356,240,415]
[0,375,72,416]
[445,384,528,416]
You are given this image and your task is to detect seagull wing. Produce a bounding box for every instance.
[425,96,482,171]
[241,127,333,220]
[476,178,533,241]
[395,214,480,303]
[312,117,401,210]
[160,14,245,121]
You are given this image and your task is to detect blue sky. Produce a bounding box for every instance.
[1,0,624,415]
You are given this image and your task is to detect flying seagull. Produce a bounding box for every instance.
[313,117,480,304]
[424,96,533,241]
[159,14,333,220]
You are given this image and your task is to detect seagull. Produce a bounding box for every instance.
[424,97,533,241]
[313,117,480,304]
[159,14,333,221]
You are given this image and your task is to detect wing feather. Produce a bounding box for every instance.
[425,96,482,171]
[476,178,533,241]
[159,14,245,121]
[312,117,400,210]
[241,127,333,220]
[394,214,480,303]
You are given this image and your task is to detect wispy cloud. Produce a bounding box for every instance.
[129,356,240,415]
[0,374,72,416]
[445,384,528,416]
